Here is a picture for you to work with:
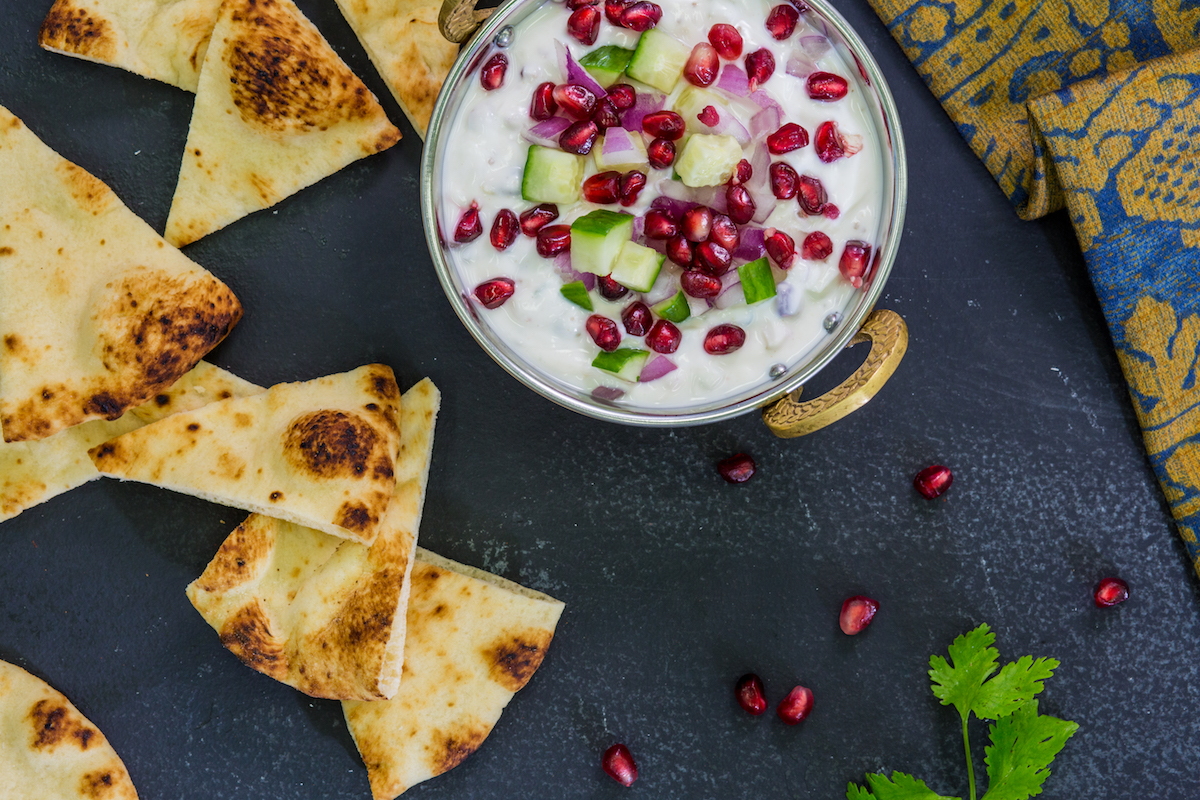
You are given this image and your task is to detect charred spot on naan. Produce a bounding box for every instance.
[79,768,130,798]
[219,601,288,680]
[27,698,100,752]
[428,720,492,776]
[193,516,275,593]
[283,409,394,482]
[484,629,554,692]
[55,162,116,217]
[39,0,118,61]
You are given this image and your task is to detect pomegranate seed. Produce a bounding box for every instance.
[619,171,647,206]
[586,315,622,351]
[695,241,732,275]
[1094,577,1130,608]
[709,214,738,249]
[745,48,775,91]
[535,223,571,257]
[800,231,832,260]
[765,3,799,39]
[519,203,559,236]
[725,184,756,224]
[559,120,600,155]
[480,53,507,90]
[646,319,681,353]
[646,137,676,169]
[697,105,720,126]
[681,270,722,298]
[767,122,809,154]
[621,301,652,335]
[704,323,745,354]
[619,1,661,31]
[530,81,557,120]
[607,83,637,111]
[717,452,755,482]
[814,119,846,162]
[553,83,598,119]
[644,209,678,239]
[666,235,694,267]
[642,110,685,140]
[583,171,622,204]
[489,208,518,250]
[732,158,753,185]
[734,673,767,715]
[764,228,794,268]
[473,277,515,308]
[777,685,813,725]
[797,174,827,215]
[602,743,638,787]
[913,464,952,499]
[567,5,601,45]
[684,43,719,87]
[597,275,629,300]
[708,23,743,59]
[807,71,849,101]
[824,203,840,219]
[839,240,872,287]
[566,0,598,8]
[680,206,713,242]
[769,162,798,199]
[839,595,879,634]
[453,201,482,243]
[604,0,629,25]
[591,98,621,130]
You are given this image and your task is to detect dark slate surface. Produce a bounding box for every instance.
[2,1,1199,798]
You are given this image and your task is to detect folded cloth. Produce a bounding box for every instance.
[868,0,1200,577]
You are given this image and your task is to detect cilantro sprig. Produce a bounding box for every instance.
[848,624,1078,800]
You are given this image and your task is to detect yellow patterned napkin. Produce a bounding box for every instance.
[868,0,1200,576]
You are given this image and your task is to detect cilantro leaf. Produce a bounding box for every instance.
[972,656,1059,721]
[856,772,960,800]
[847,783,877,800]
[981,701,1078,800]
[929,624,999,720]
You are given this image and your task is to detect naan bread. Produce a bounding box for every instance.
[1,361,262,523]
[0,659,138,800]
[89,364,403,545]
[343,549,564,800]
[333,0,459,137]
[38,0,222,92]
[0,105,243,443]
[186,378,439,700]
[163,0,402,247]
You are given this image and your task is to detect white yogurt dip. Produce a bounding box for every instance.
[435,0,885,411]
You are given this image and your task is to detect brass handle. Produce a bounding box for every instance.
[439,0,494,43]
[762,309,908,438]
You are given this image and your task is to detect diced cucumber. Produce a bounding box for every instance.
[651,290,690,323]
[593,131,649,172]
[592,348,650,382]
[579,45,634,87]
[609,240,664,293]
[561,280,594,310]
[571,210,635,276]
[673,86,725,135]
[739,257,777,304]
[522,145,585,204]
[675,134,743,187]
[626,29,690,94]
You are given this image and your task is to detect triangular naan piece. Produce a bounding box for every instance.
[343,549,564,800]
[333,0,459,137]
[186,378,439,700]
[0,659,139,799]
[0,105,243,443]
[163,0,402,247]
[38,0,222,92]
[1,361,262,523]
[89,364,403,544]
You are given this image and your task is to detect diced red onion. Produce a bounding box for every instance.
[713,278,744,309]
[558,41,607,99]
[744,143,776,224]
[631,213,646,241]
[656,180,727,214]
[749,90,782,115]
[593,386,625,401]
[639,355,677,382]
[707,112,750,145]
[732,226,766,260]
[749,105,782,139]
[619,91,666,131]
[554,254,596,290]
[601,126,640,160]
[785,52,818,79]
[799,35,831,58]
[645,272,680,306]
[775,280,802,316]
[716,64,750,97]
[523,116,572,146]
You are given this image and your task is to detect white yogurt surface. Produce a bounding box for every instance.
[436,0,885,411]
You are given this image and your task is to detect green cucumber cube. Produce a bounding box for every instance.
[651,290,690,323]
[739,257,777,304]
[561,280,594,310]
[675,134,743,187]
[571,210,635,276]
[592,348,650,382]
[609,240,664,293]
[579,45,634,87]
[593,131,649,172]
[626,29,690,94]
[522,145,585,204]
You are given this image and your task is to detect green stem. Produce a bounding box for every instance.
[962,715,976,800]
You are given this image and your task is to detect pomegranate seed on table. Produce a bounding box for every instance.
[732,158,753,185]
[567,5,601,44]
[529,81,557,120]
[1094,576,1130,608]
[586,315,622,351]
[807,71,849,101]
[735,673,767,715]
[708,23,743,59]
[703,324,746,354]
[814,119,847,162]
[473,277,515,308]
[801,231,833,260]
[684,43,719,86]
[695,241,732,275]
[621,301,652,335]
[553,83,598,119]
[764,228,795,268]
[619,171,647,206]
[769,162,799,199]
[839,595,879,634]
[604,0,629,25]
[646,319,681,353]
[681,270,722,298]
[646,137,676,169]
[619,1,661,31]
[767,122,809,154]
[591,98,621,130]
[717,452,755,482]
[453,201,483,243]
[797,174,827,215]
[680,206,713,242]
[666,235,695,267]
[709,213,739,249]
[725,184,756,224]
[745,47,775,91]
[913,464,953,499]
[602,743,638,787]
[777,685,813,725]
[559,120,600,154]
[479,53,507,90]
[489,208,518,250]
[518,203,558,235]
[642,110,686,140]
[765,3,799,39]
[607,83,637,110]
[535,223,571,257]
[839,240,872,287]
[697,105,720,126]
[583,171,622,204]
[597,274,629,300]
[644,209,678,239]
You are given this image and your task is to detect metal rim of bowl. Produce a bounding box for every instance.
[421,0,908,427]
